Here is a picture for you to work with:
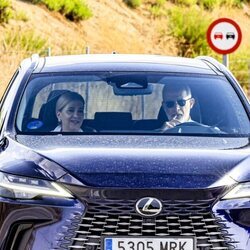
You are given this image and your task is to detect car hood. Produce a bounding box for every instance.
[6,135,250,188]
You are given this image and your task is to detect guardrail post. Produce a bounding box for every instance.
[85,46,90,54]
[47,47,51,56]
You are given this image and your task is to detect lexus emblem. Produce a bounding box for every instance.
[135,197,162,217]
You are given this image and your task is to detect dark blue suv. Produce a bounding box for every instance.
[0,54,249,250]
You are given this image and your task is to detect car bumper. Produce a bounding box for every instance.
[0,186,249,250]
[0,196,85,250]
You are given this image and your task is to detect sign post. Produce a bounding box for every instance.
[206,18,242,68]
[223,54,229,68]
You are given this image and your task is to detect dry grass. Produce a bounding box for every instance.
[0,52,28,97]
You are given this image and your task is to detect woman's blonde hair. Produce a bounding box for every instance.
[56,91,85,113]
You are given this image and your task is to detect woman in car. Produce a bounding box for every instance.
[53,91,85,132]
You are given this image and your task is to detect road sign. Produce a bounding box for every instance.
[206,18,242,54]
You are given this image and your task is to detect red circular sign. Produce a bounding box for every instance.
[207,18,242,54]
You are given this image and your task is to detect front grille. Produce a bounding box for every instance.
[68,197,236,250]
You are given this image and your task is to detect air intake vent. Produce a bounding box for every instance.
[4,222,33,250]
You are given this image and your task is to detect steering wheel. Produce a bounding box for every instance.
[163,122,221,134]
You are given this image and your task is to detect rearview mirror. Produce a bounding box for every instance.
[107,74,153,95]
[111,82,153,95]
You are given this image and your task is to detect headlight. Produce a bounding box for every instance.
[222,182,250,200]
[0,172,73,199]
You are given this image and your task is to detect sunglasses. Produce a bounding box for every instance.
[164,97,192,108]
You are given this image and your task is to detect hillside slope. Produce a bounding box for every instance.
[6,0,177,54]
[0,0,249,97]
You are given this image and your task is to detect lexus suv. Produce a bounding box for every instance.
[0,54,249,250]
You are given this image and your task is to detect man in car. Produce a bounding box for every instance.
[159,83,196,132]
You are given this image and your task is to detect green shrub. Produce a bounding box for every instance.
[155,0,166,5]
[14,10,29,21]
[42,0,61,11]
[170,0,244,9]
[4,30,47,53]
[168,7,212,57]
[25,0,92,21]
[124,0,142,8]
[173,0,197,6]
[149,0,168,17]
[149,5,166,17]
[198,0,219,10]
[0,0,12,23]
[221,0,242,7]
[210,50,249,92]
[60,0,92,21]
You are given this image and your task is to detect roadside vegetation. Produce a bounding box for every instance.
[146,0,250,90]
[209,48,250,92]
[148,0,250,16]
[123,0,142,8]
[26,0,92,21]
[229,49,250,92]
[0,0,12,23]
[149,0,168,17]
[147,0,250,13]
[167,7,212,57]
[3,29,48,54]
[14,10,29,21]
[170,0,249,9]
[0,0,249,95]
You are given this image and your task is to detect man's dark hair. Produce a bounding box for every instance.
[163,83,192,99]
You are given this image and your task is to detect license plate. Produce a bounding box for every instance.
[102,236,195,250]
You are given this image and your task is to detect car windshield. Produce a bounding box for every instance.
[16,72,250,136]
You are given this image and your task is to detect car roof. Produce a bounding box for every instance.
[32,54,219,75]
